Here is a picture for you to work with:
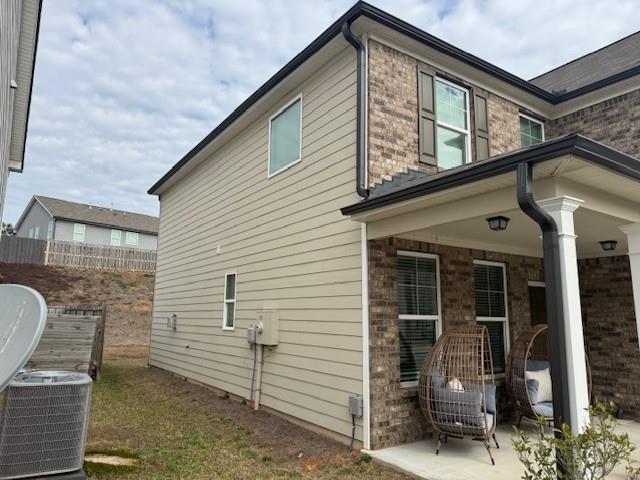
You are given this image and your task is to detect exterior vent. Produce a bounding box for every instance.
[0,371,92,479]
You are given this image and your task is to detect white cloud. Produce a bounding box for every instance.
[5,0,638,223]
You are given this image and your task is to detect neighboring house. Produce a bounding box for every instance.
[15,196,159,250]
[148,1,640,453]
[0,1,42,221]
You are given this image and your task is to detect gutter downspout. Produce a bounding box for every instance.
[341,21,369,199]
[516,162,570,433]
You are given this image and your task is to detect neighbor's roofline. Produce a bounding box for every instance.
[340,134,640,216]
[148,1,640,195]
[51,217,158,236]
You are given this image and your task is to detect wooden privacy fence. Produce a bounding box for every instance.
[27,304,107,379]
[0,236,156,272]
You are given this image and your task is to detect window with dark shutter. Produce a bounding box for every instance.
[397,252,440,385]
[417,66,437,165]
[474,261,508,374]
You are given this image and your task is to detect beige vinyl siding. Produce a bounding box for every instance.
[150,48,364,441]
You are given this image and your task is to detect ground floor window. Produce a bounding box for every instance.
[397,251,441,386]
[474,260,509,374]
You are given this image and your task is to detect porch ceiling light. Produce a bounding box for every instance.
[599,240,618,251]
[486,216,510,232]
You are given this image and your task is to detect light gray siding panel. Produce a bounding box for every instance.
[53,219,157,249]
[0,0,21,221]
[150,48,363,441]
[15,200,51,238]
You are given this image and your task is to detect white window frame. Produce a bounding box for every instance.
[73,223,85,242]
[47,221,54,240]
[222,271,237,331]
[398,250,442,388]
[519,113,545,146]
[474,259,510,375]
[267,94,303,178]
[28,228,33,238]
[34,226,40,239]
[111,229,122,246]
[125,231,139,246]
[435,77,472,167]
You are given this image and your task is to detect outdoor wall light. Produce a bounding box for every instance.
[486,216,510,231]
[599,240,618,251]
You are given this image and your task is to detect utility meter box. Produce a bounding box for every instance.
[256,310,279,346]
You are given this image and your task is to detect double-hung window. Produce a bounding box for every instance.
[435,78,470,169]
[397,251,441,386]
[474,260,509,374]
[111,229,122,246]
[125,232,139,246]
[73,223,85,242]
[34,226,40,239]
[222,273,237,330]
[268,96,302,177]
[519,114,544,147]
[47,221,53,240]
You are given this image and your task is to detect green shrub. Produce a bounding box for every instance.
[513,402,640,480]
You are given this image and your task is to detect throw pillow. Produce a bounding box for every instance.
[446,377,464,391]
[526,368,552,403]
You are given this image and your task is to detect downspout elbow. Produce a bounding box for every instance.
[341,22,369,199]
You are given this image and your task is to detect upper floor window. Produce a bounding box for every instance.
[28,228,34,238]
[435,78,470,169]
[520,114,544,147]
[34,226,40,239]
[268,96,302,177]
[125,231,139,246]
[47,221,53,240]
[73,223,85,242]
[111,229,122,246]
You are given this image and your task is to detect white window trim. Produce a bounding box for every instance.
[125,231,139,246]
[47,221,53,240]
[111,229,122,246]
[435,77,472,167]
[398,250,442,388]
[73,223,85,242]
[267,94,303,178]
[528,280,546,288]
[474,259,510,375]
[33,226,40,239]
[519,113,545,143]
[222,271,237,331]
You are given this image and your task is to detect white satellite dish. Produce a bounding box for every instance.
[0,284,47,392]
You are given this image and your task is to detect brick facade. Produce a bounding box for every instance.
[367,40,523,188]
[547,89,640,158]
[579,256,640,419]
[368,237,544,449]
[369,239,640,449]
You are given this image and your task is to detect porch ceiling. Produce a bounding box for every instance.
[357,155,640,259]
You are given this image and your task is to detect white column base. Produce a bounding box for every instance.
[539,196,590,433]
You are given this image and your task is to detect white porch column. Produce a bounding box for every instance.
[619,223,640,351]
[538,196,590,433]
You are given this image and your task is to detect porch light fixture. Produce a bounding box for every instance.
[486,216,510,232]
[599,240,618,251]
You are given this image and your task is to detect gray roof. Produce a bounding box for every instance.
[530,31,640,94]
[34,196,159,235]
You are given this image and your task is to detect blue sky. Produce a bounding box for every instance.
[5,0,639,223]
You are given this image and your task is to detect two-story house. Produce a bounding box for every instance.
[147,2,640,454]
[15,195,159,250]
[0,0,42,222]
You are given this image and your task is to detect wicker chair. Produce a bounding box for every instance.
[418,325,499,465]
[506,324,592,427]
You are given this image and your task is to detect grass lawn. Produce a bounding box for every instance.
[87,347,410,479]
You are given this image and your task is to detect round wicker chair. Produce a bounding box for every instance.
[506,324,592,427]
[418,325,499,465]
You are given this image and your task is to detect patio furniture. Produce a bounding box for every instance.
[418,325,499,465]
[506,324,592,427]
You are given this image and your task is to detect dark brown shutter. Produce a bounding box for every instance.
[417,65,437,165]
[473,90,490,161]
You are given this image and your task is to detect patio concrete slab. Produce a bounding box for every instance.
[366,420,640,480]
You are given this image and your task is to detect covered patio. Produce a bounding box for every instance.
[342,135,640,469]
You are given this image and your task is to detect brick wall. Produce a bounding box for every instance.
[368,239,640,449]
[547,89,640,158]
[578,255,640,419]
[367,40,523,188]
[368,237,544,449]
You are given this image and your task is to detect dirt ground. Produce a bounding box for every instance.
[87,346,410,479]
[0,263,154,346]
